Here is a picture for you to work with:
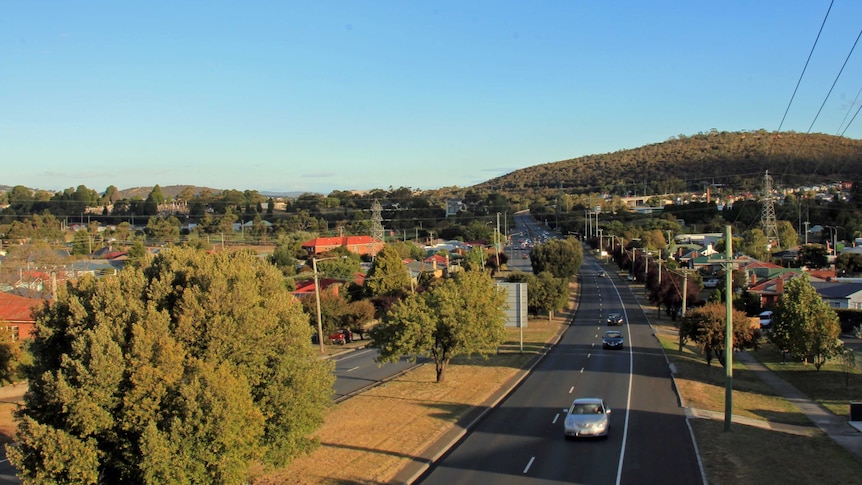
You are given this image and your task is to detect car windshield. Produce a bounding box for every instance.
[604,332,621,338]
[571,403,604,414]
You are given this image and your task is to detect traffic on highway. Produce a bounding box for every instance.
[412,214,703,484]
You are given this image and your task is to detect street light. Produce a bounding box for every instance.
[312,255,345,354]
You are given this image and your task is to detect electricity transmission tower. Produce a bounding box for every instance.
[760,171,780,249]
[371,199,385,242]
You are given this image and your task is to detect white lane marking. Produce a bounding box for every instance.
[552,413,560,424]
[335,349,376,361]
[346,366,359,372]
[569,386,575,394]
[580,368,584,373]
[523,456,536,474]
[587,353,591,358]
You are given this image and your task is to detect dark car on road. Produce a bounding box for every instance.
[602,330,624,350]
[607,312,624,326]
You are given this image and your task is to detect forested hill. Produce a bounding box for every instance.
[475,130,862,196]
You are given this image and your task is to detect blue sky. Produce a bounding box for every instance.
[2,1,861,195]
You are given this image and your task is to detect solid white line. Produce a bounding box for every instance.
[604,263,635,485]
[336,348,375,361]
[523,456,536,474]
[552,413,560,424]
[346,366,359,372]
[569,386,575,394]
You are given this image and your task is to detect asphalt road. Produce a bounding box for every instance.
[417,253,703,484]
[332,347,423,401]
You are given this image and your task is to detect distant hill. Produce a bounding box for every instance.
[475,130,862,195]
[117,185,221,200]
[117,185,305,200]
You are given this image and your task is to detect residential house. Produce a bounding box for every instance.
[0,292,44,341]
[811,282,862,310]
[301,236,384,256]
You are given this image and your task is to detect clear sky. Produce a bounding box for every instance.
[2,1,861,195]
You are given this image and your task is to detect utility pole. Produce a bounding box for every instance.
[495,212,501,268]
[723,225,734,431]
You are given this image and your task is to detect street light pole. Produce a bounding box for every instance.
[312,255,346,354]
[312,257,326,354]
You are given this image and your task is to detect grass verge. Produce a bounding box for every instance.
[653,321,862,484]
[251,317,565,484]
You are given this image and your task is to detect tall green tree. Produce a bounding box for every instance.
[532,271,569,320]
[363,245,410,298]
[10,247,334,483]
[770,276,842,370]
[740,228,769,261]
[371,270,507,382]
[530,237,583,279]
[777,220,798,249]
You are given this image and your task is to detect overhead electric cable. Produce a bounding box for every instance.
[834,84,862,136]
[776,0,833,133]
[805,27,862,134]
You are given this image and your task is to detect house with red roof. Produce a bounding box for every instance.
[301,236,384,256]
[0,292,44,341]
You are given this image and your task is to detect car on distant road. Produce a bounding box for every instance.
[597,270,606,277]
[602,330,624,350]
[607,312,624,326]
[626,274,636,282]
[564,397,611,439]
[703,278,721,289]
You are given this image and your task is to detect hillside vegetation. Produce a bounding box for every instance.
[475,130,862,196]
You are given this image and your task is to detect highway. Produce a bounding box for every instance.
[416,250,703,484]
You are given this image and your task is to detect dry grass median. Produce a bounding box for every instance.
[251,317,565,484]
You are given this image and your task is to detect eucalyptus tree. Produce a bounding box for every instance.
[372,269,507,383]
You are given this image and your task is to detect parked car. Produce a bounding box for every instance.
[607,312,624,326]
[759,310,773,330]
[564,398,611,439]
[602,330,624,350]
[329,328,353,345]
[626,274,636,282]
[703,278,721,288]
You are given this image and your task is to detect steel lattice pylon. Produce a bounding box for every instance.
[370,199,384,242]
[761,171,780,249]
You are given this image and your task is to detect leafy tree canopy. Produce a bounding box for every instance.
[11,247,334,483]
[770,276,842,369]
[371,270,507,382]
[530,237,583,279]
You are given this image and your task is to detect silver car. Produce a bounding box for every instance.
[564,398,611,439]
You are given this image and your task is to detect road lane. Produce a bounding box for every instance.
[331,347,424,401]
[418,253,702,484]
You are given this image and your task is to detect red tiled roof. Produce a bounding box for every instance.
[0,292,44,323]
[293,278,341,296]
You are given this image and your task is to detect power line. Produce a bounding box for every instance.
[806,27,862,134]
[776,0,834,133]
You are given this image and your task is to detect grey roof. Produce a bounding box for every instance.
[811,282,862,299]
